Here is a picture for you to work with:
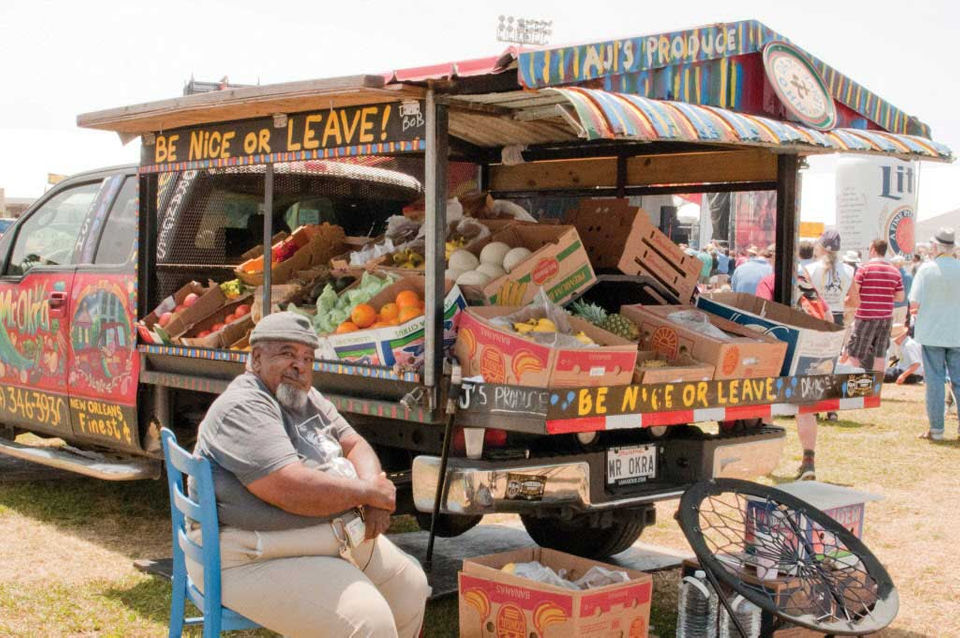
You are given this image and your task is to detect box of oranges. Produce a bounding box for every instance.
[318,276,466,369]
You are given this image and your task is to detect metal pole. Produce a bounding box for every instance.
[138,173,158,318]
[261,164,274,317]
[423,88,449,404]
[774,155,799,305]
[425,362,461,570]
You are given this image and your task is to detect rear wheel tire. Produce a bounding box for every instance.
[520,506,653,558]
[415,512,483,537]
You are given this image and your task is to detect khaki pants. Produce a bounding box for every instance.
[186,523,430,638]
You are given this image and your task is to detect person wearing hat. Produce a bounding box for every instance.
[909,227,960,441]
[805,230,856,424]
[884,325,923,384]
[188,311,430,637]
[805,230,855,327]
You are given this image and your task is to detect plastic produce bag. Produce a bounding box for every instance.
[312,271,395,334]
[348,237,397,267]
[490,289,596,349]
[509,561,580,591]
[573,565,631,589]
[666,309,732,341]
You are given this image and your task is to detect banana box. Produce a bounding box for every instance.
[460,224,597,307]
[460,547,652,638]
[455,306,638,388]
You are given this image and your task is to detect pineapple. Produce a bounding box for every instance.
[571,300,639,341]
[600,312,640,341]
[570,300,608,325]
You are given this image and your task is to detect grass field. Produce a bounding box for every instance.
[0,383,956,637]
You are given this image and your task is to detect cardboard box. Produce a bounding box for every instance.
[620,305,787,379]
[634,351,715,384]
[137,281,227,344]
[317,277,466,368]
[455,307,638,388]
[697,292,846,376]
[329,235,386,270]
[460,224,597,307]
[460,547,652,638]
[236,224,346,286]
[564,199,701,302]
[178,295,254,349]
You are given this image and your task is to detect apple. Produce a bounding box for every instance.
[211,322,225,332]
[157,312,173,328]
[196,330,212,338]
[234,304,251,317]
[175,304,188,313]
[224,313,237,323]
[183,292,200,307]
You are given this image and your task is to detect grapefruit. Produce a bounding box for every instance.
[336,321,360,334]
[350,303,377,328]
[395,290,421,309]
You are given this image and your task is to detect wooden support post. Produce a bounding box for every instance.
[775,155,799,305]
[261,163,274,318]
[424,89,449,401]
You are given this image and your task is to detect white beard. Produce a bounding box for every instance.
[276,383,309,410]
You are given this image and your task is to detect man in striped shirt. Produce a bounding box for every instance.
[845,239,904,371]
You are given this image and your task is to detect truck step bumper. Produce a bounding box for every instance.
[412,427,786,516]
[0,439,161,481]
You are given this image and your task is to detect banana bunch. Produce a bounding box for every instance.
[392,248,424,269]
[512,317,557,334]
[574,331,594,345]
[496,279,528,305]
[219,279,246,299]
[639,359,668,368]
[444,237,466,260]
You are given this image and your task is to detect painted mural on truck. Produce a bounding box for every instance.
[69,275,138,402]
[0,277,70,389]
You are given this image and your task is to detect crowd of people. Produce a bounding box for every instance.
[685,226,960,478]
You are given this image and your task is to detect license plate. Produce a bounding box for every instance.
[606,444,657,485]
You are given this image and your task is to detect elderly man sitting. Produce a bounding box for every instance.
[188,312,430,637]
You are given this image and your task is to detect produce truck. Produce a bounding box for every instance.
[1,20,949,559]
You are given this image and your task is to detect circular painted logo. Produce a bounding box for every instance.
[763,41,837,131]
[886,205,915,256]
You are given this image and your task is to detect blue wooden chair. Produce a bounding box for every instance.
[160,428,261,637]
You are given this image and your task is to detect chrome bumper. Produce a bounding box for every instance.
[412,433,785,516]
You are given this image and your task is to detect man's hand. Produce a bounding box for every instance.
[363,472,397,512]
[363,506,392,539]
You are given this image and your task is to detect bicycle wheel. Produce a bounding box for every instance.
[677,479,898,636]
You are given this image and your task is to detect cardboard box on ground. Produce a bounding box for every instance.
[619,305,787,379]
[564,199,701,303]
[697,292,846,376]
[460,547,653,638]
[455,306,638,388]
[317,276,466,369]
[458,224,597,307]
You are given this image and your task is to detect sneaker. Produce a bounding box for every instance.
[918,430,944,441]
[796,465,816,481]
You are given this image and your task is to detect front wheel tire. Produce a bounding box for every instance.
[520,506,654,558]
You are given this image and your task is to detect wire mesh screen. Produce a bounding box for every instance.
[680,483,897,635]
[152,160,423,305]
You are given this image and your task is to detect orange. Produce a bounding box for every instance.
[350,303,377,328]
[378,302,399,322]
[397,306,423,323]
[370,321,392,328]
[336,321,360,334]
[395,290,421,309]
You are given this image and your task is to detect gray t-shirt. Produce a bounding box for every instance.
[192,372,358,531]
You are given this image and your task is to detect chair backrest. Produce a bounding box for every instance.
[160,428,225,631]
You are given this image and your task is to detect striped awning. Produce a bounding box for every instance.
[548,87,953,162]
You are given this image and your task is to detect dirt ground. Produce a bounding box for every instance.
[0,382,956,636]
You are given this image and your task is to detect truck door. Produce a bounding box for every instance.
[0,178,107,439]
[66,174,141,452]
